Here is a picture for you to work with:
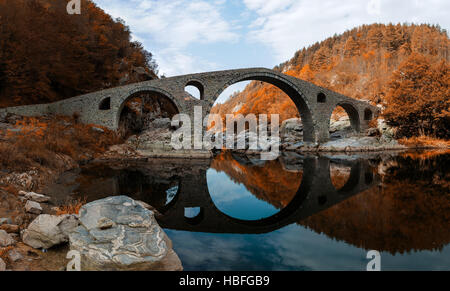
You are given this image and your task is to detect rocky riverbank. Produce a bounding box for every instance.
[0,112,448,271]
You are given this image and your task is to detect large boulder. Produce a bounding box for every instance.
[69,196,183,271]
[22,215,80,249]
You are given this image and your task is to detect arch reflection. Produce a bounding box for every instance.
[157,153,378,234]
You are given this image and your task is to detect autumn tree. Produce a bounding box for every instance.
[213,23,449,139]
[384,54,449,138]
[0,0,158,108]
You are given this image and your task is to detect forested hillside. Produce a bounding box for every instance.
[213,24,449,138]
[0,0,158,108]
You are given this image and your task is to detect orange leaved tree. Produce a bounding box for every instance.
[384,53,449,138]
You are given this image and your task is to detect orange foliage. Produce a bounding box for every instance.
[0,115,122,172]
[212,24,449,135]
[0,246,14,262]
[55,198,86,215]
[384,54,449,138]
[0,184,19,196]
[401,150,450,160]
[0,0,158,108]
[399,136,450,148]
[211,152,301,208]
[300,154,450,254]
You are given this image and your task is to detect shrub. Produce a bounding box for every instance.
[55,198,86,215]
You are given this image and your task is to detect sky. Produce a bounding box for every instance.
[92,0,449,101]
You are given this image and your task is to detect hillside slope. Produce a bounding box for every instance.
[0,0,158,108]
[212,23,449,138]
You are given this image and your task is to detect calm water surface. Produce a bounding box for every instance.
[46,150,450,271]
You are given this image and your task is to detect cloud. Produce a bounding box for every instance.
[243,0,450,63]
[367,0,381,16]
[93,0,239,76]
[92,0,449,75]
[243,0,296,15]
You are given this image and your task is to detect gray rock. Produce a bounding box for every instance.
[0,230,15,247]
[136,201,163,218]
[8,249,23,262]
[0,112,7,123]
[25,201,43,214]
[22,215,80,249]
[378,119,397,142]
[19,191,51,203]
[281,118,303,139]
[69,196,183,271]
[329,117,352,133]
[0,258,5,271]
[150,118,171,129]
[282,118,303,132]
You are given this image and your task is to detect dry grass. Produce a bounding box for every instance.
[399,136,450,149]
[0,115,123,172]
[55,198,86,215]
[0,246,14,262]
[0,185,19,196]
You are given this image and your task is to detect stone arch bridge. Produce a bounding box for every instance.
[0,68,378,143]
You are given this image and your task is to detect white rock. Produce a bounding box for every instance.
[0,230,15,247]
[19,191,51,203]
[22,214,79,249]
[25,201,43,214]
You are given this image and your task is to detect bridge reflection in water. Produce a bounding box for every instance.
[157,153,378,234]
[48,152,378,235]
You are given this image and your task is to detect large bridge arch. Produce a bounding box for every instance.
[208,71,317,143]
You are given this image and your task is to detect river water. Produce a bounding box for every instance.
[45,150,450,271]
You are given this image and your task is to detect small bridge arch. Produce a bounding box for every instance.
[114,86,184,130]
